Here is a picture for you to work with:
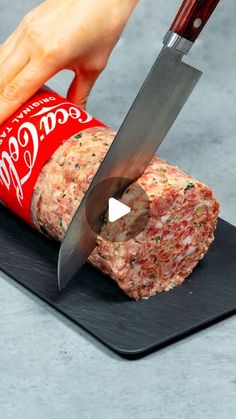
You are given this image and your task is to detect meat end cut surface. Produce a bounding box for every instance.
[31,127,115,240]
[31,127,219,300]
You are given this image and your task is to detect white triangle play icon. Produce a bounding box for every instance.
[108,197,131,223]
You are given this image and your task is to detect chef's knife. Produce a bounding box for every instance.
[58,0,220,290]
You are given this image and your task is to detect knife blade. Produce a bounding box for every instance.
[58,0,220,290]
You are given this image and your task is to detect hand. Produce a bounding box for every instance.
[0,0,138,124]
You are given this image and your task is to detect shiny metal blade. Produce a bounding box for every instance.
[58,46,202,290]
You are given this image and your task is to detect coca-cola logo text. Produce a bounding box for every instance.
[0,102,93,206]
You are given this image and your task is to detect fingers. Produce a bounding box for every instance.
[0,26,23,58]
[0,44,29,88]
[0,60,54,125]
[67,70,100,109]
[0,29,30,120]
[0,31,19,53]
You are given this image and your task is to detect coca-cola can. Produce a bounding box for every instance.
[0,86,106,229]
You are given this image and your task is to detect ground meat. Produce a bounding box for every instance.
[31,126,115,240]
[31,126,219,300]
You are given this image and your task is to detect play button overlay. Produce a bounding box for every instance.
[108,198,131,222]
[85,177,150,242]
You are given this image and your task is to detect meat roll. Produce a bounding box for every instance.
[31,126,219,299]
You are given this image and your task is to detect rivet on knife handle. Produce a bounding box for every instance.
[164,0,220,55]
[170,0,220,42]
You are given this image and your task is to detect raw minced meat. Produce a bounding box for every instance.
[31,126,115,240]
[31,126,219,299]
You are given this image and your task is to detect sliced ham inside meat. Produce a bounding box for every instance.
[31,126,219,299]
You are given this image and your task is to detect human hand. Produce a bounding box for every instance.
[0,0,138,124]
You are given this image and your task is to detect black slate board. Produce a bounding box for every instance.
[0,205,236,358]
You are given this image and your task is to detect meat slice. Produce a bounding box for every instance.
[31,126,219,299]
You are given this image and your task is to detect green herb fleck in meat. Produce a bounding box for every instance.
[167,215,177,223]
[99,211,108,225]
[154,236,161,243]
[91,153,96,157]
[129,260,135,269]
[59,158,66,166]
[100,254,107,260]
[74,163,80,169]
[59,217,63,227]
[195,205,204,215]
[74,132,82,139]
[184,182,195,193]
[193,221,204,227]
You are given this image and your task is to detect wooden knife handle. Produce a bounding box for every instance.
[170,0,220,43]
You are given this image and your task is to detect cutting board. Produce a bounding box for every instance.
[0,205,235,358]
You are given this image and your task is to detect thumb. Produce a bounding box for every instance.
[67,70,99,109]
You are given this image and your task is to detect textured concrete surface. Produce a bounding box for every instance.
[0,0,236,418]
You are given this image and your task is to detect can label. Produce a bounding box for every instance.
[0,87,105,225]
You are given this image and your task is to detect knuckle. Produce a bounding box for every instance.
[23,20,59,61]
[25,23,41,44]
[83,57,108,76]
[2,83,20,102]
[28,31,60,64]
[93,58,108,73]
[44,44,60,62]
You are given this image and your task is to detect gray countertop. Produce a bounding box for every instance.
[0,1,236,418]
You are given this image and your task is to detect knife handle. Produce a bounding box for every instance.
[170,0,220,43]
